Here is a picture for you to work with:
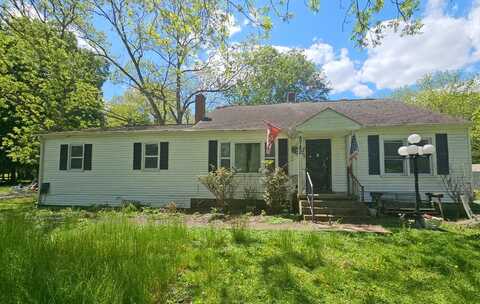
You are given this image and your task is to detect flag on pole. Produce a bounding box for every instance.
[265,121,281,154]
[348,133,359,165]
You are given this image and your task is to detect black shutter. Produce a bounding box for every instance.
[160,142,169,170]
[133,143,142,170]
[368,135,380,175]
[436,134,449,175]
[59,144,68,170]
[278,138,288,174]
[83,144,92,170]
[208,140,218,172]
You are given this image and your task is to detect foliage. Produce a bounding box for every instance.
[262,168,292,212]
[224,46,331,105]
[0,18,108,165]
[1,199,480,303]
[1,0,422,126]
[106,89,153,127]
[198,167,237,210]
[393,71,480,162]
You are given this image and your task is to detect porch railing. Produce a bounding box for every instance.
[306,171,315,221]
[347,167,365,202]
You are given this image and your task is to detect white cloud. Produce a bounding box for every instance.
[300,43,372,97]
[360,0,480,89]
[271,42,373,97]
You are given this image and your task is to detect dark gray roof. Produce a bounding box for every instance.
[194,99,468,130]
[41,99,468,136]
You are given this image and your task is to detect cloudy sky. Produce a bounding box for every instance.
[103,0,480,100]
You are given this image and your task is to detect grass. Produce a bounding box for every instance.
[1,199,480,303]
[0,185,11,194]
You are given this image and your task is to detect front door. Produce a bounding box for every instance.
[306,139,332,193]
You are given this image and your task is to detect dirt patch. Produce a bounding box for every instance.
[182,213,391,234]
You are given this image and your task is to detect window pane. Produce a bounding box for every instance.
[220,143,230,158]
[385,159,404,174]
[71,145,83,157]
[235,143,260,173]
[220,159,230,169]
[264,142,275,158]
[410,157,431,174]
[145,144,158,156]
[70,158,83,169]
[145,157,158,169]
[384,140,404,174]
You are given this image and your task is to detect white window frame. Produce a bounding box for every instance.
[219,142,231,169]
[380,138,407,176]
[409,137,434,176]
[143,143,160,170]
[380,136,435,176]
[232,142,263,174]
[69,144,84,170]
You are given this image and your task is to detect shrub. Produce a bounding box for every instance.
[198,167,237,211]
[262,168,292,213]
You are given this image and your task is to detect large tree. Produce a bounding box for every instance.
[392,71,480,162]
[1,0,422,125]
[106,89,153,127]
[0,18,108,166]
[224,46,331,105]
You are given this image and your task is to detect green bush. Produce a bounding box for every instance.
[262,168,292,213]
[198,167,237,211]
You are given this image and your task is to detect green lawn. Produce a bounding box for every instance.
[0,185,11,194]
[1,199,479,303]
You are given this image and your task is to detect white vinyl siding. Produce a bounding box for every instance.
[40,131,276,207]
[353,126,471,202]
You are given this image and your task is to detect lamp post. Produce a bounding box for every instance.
[398,134,435,228]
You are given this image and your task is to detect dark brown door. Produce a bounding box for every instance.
[306,139,332,193]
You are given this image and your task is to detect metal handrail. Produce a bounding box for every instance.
[306,171,315,221]
[347,167,365,202]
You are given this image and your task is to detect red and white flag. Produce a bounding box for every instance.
[265,121,281,154]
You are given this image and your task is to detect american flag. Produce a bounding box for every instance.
[348,134,359,165]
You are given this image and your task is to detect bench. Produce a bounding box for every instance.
[370,192,444,217]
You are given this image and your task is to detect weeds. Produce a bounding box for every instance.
[1,198,480,303]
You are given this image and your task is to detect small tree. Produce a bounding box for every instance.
[198,167,237,211]
[441,175,474,218]
[262,168,292,213]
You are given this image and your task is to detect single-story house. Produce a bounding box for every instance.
[37,96,472,208]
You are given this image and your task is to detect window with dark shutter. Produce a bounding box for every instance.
[160,142,169,170]
[59,144,68,170]
[83,144,92,170]
[436,134,449,175]
[278,138,288,174]
[133,143,142,170]
[368,135,380,175]
[208,140,218,172]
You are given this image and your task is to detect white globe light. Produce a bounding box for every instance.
[408,134,422,144]
[407,145,418,155]
[398,146,409,156]
[417,146,424,156]
[422,144,435,155]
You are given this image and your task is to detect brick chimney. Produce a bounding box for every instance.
[287,92,296,103]
[195,94,206,124]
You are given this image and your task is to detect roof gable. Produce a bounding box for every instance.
[296,108,361,132]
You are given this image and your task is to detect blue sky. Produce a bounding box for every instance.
[102,0,480,101]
